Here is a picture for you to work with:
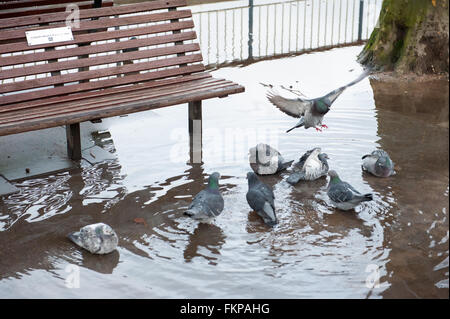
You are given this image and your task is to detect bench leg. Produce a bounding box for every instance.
[66,123,82,161]
[188,101,202,164]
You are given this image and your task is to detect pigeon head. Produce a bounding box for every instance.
[375,156,394,177]
[328,170,341,183]
[319,153,329,161]
[208,172,221,189]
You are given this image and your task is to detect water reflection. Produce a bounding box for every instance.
[184,223,226,264]
[71,250,121,275]
[368,78,449,298]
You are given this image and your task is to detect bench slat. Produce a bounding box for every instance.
[0,42,200,80]
[0,19,195,54]
[0,0,187,29]
[1,72,213,113]
[0,9,193,42]
[1,53,203,94]
[0,78,233,124]
[0,80,244,136]
[0,0,108,10]
[1,64,206,105]
[1,29,197,67]
[0,2,114,20]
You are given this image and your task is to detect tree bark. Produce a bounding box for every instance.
[358,0,449,75]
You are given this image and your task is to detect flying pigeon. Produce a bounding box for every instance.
[246,172,278,226]
[287,147,329,185]
[68,223,118,254]
[362,150,395,177]
[327,170,373,211]
[263,71,369,133]
[184,172,224,221]
[249,143,293,175]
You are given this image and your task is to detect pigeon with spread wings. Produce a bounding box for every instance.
[262,71,369,133]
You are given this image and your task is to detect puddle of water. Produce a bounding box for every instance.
[0,45,448,298]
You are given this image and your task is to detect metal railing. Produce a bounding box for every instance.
[191,0,382,68]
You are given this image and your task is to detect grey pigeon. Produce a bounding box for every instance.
[246,172,277,226]
[68,223,118,254]
[287,147,329,185]
[263,71,369,133]
[184,172,224,221]
[249,143,293,175]
[327,170,373,211]
[362,149,395,177]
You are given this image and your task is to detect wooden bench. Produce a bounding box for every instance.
[0,0,245,163]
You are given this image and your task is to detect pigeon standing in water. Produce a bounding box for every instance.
[263,71,369,133]
[68,223,118,254]
[249,143,293,175]
[327,170,373,211]
[184,172,224,221]
[246,172,277,226]
[287,147,329,185]
[362,150,395,177]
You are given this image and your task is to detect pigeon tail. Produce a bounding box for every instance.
[286,172,305,185]
[361,193,373,202]
[286,118,304,133]
[279,160,294,171]
[184,209,197,217]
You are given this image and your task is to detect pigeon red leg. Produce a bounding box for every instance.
[315,127,322,132]
[321,124,328,129]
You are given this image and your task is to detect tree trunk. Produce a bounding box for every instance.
[358,0,449,74]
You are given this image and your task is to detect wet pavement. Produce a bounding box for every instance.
[0,45,448,298]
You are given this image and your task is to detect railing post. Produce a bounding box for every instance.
[358,0,364,41]
[248,0,254,59]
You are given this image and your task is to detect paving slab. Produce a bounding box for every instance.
[0,176,19,197]
[82,146,117,165]
[0,156,76,181]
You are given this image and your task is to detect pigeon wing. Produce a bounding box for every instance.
[258,183,275,208]
[342,181,362,195]
[328,184,355,203]
[246,189,265,211]
[266,91,310,118]
[296,149,315,170]
[189,189,209,209]
[188,189,224,217]
[206,192,224,216]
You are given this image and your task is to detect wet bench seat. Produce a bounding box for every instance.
[0,0,245,161]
